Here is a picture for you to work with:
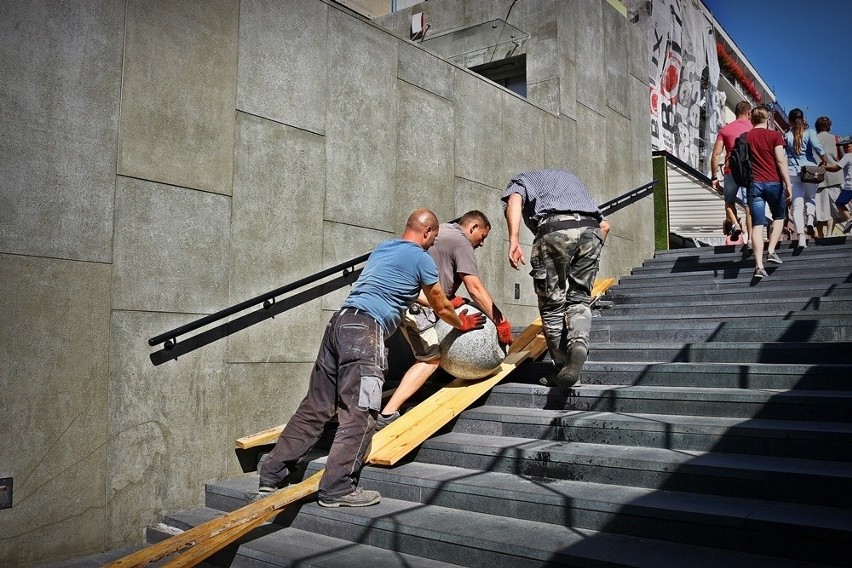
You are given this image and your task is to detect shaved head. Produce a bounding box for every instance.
[406,208,438,233]
[403,208,440,249]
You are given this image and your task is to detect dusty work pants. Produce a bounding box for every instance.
[259,309,386,498]
[530,217,603,368]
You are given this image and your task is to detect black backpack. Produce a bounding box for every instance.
[728,132,753,188]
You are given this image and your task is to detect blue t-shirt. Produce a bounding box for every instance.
[342,239,439,337]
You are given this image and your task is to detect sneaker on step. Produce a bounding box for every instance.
[797,234,807,249]
[255,481,280,500]
[318,488,381,508]
[843,220,852,234]
[729,223,742,240]
[376,410,400,430]
[766,252,783,264]
[753,267,769,279]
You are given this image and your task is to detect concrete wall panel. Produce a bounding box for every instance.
[512,0,557,86]
[118,0,238,195]
[628,6,648,82]
[556,0,578,119]
[544,114,579,173]
[528,77,560,116]
[0,254,111,564]
[631,76,654,182]
[0,1,123,262]
[502,93,545,182]
[228,112,326,363]
[237,0,327,134]
[574,0,605,115]
[107,310,230,548]
[604,5,629,117]
[397,81,456,228]
[606,108,634,199]
[454,69,503,188]
[111,177,230,313]
[398,41,454,101]
[574,104,608,198]
[324,9,399,231]
[226,362,315,445]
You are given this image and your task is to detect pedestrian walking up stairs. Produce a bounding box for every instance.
[147,240,851,567]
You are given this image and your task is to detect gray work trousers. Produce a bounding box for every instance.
[258,309,386,498]
[530,220,603,367]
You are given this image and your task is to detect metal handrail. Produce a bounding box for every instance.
[147,179,656,362]
[148,252,369,349]
[599,180,656,216]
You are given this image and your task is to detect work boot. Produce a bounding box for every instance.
[556,342,587,388]
[317,488,381,508]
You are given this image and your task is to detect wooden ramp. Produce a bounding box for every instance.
[107,277,614,567]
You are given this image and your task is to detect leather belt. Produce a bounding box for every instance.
[537,217,599,237]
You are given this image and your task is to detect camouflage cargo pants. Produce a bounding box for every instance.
[530,223,603,368]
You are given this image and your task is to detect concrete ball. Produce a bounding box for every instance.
[434,305,506,380]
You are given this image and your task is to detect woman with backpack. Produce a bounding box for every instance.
[746,105,793,279]
[785,108,827,249]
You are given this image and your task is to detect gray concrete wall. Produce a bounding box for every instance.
[0,0,651,563]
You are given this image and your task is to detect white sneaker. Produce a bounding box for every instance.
[797,234,807,249]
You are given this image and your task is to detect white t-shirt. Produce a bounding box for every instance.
[838,153,852,190]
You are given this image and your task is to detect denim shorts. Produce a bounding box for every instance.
[748,181,787,226]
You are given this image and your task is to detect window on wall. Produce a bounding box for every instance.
[469,54,527,97]
[421,19,529,97]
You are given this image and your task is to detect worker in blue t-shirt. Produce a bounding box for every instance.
[257,209,485,508]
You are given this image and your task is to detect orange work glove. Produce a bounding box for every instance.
[449,296,468,309]
[495,319,514,345]
[457,308,486,332]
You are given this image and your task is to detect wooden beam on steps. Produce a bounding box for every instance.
[107,277,614,567]
[235,387,399,450]
[105,470,324,568]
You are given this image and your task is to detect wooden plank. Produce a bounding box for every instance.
[105,470,323,568]
[592,277,615,297]
[235,388,399,450]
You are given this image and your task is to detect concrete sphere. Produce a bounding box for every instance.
[434,305,506,380]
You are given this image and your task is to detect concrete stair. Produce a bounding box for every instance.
[145,239,852,567]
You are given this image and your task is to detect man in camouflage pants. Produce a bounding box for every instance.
[502,169,611,389]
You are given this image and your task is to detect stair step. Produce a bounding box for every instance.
[589,319,852,343]
[483,383,852,421]
[598,298,852,317]
[530,361,852,390]
[150,506,461,567]
[347,462,852,565]
[452,406,852,461]
[649,238,852,260]
[605,282,852,301]
[619,273,850,290]
[411,432,852,508]
[586,341,852,364]
[285,495,838,568]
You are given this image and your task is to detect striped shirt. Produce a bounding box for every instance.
[501,168,603,233]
